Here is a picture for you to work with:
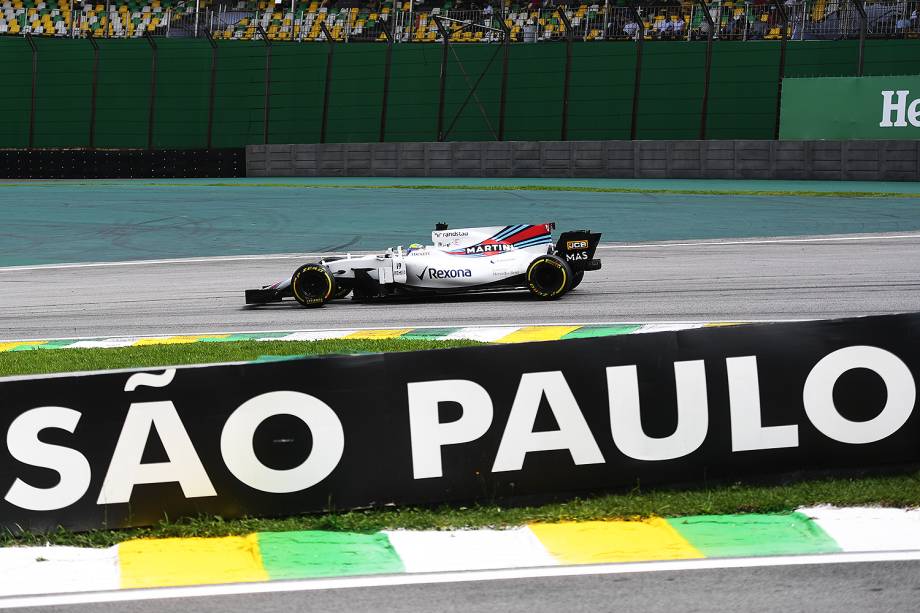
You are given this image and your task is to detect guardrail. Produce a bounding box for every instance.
[2,313,918,532]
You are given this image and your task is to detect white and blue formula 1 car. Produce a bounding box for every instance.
[245,223,602,307]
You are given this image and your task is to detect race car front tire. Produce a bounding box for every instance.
[291,263,336,308]
[526,255,573,300]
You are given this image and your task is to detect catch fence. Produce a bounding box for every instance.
[1,32,918,150]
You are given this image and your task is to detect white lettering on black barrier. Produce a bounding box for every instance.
[803,346,916,444]
[408,380,493,479]
[4,407,91,512]
[727,356,799,452]
[97,369,215,504]
[220,391,344,493]
[2,344,917,512]
[607,361,708,461]
[492,371,604,472]
[96,400,216,504]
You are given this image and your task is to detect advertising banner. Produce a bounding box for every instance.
[780,75,920,139]
[1,313,919,532]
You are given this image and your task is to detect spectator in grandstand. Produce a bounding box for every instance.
[523,18,537,41]
[655,16,672,38]
[896,13,910,37]
[725,12,745,39]
[694,17,711,39]
[483,2,493,17]
[673,15,685,38]
[623,17,639,39]
[749,15,767,39]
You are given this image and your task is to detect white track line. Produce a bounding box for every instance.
[1,550,918,609]
[0,253,351,272]
[596,233,920,250]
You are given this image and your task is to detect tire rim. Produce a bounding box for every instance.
[299,270,329,300]
[532,262,564,294]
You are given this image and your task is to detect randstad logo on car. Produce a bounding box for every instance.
[416,267,473,281]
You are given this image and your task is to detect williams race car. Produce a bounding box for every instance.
[245,223,601,307]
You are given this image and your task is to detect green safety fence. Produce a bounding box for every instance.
[2,36,920,149]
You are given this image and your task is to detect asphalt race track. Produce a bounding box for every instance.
[1,232,918,340]
[3,180,920,612]
[7,558,920,612]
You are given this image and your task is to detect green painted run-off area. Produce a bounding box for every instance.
[3,177,920,267]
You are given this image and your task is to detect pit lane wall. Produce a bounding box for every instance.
[2,313,919,532]
[245,140,920,181]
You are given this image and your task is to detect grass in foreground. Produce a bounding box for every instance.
[3,471,919,547]
[0,338,482,377]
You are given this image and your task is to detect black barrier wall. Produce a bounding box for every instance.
[0,148,245,179]
[1,313,919,532]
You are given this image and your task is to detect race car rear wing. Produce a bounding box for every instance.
[556,230,602,272]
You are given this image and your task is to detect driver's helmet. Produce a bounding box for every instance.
[406,243,424,253]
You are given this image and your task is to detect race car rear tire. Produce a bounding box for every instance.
[570,270,585,290]
[291,263,336,308]
[526,255,573,300]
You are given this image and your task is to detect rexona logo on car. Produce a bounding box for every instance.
[415,267,473,281]
[429,268,472,279]
[566,240,589,250]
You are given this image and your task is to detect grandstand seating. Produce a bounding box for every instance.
[0,0,914,41]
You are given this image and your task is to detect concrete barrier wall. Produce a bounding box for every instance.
[246,140,920,181]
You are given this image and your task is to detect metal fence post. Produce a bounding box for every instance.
[257,25,272,145]
[318,21,336,144]
[144,31,157,149]
[772,0,788,140]
[627,1,643,140]
[851,0,867,76]
[25,34,37,149]
[204,28,218,149]
[88,33,99,148]
[556,6,573,141]
[433,15,449,142]
[498,15,512,141]
[379,19,394,142]
[695,0,714,140]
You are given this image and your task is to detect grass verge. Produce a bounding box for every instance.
[0,338,482,377]
[3,470,919,547]
[152,183,920,199]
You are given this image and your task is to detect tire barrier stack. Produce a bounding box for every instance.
[0,148,245,179]
[1,313,918,532]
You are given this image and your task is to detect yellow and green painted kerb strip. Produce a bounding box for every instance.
[10,507,920,596]
[0,322,745,353]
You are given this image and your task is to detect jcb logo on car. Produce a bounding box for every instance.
[566,240,589,250]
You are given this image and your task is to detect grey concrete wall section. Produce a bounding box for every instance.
[246,141,920,181]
